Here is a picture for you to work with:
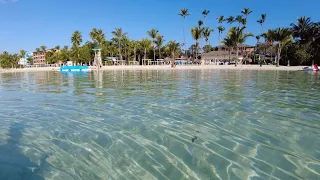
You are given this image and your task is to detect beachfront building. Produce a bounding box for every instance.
[201,44,255,63]
[18,58,28,66]
[33,51,46,65]
[216,44,255,52]
[18,52,33,66]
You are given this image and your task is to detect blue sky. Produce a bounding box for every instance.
[1,0,320,53]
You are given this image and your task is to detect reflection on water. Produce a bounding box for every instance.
[0,70,319,180]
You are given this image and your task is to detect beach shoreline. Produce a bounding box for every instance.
[0,65,307,73]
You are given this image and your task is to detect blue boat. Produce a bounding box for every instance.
[60,65,90,72]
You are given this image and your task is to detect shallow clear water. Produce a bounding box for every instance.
[0,70,320,180]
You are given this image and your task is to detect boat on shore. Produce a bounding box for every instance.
[303,64,319,71]
[60,65,90,72]
[59,61,91,72]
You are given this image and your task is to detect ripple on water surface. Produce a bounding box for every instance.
[0,70,319,180]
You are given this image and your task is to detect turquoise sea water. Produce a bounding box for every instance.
[0,70,319,180]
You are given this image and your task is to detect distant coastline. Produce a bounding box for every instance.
[0,65,307,73]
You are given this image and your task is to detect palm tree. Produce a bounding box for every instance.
[203,27,214,60]
[89,28,98,44]
[239,9,250,46]
[140,38,152,60]
[90,28,106,46]
[202,10,210,54]
[227,26,253,66]
[202,10,210,25]
[273,28,293,67]
[217,16,225,25]
[236,15,243,27]
[226,16,235,29]
[108,43,117,58]
[261,29,276,64]
[63,46,68,52]
[155,35,165,59]
[9,53,19,69]
[261,30,276,47]
[190,26,203,58]
[222,37,235,63]
[40,45,47,52]
[189,44,197,57]
[112,28,127,60]
[129,40,138,62]
[198,20,204,28]
[96,29,106,46]
[20,50,26,58]
[217,26,225,45]
[241,8,253,20]
[71,31,82,62]
[71,30,82,48]
[36,48,40,52]
[290,16,314,43]
[198,20,204,51]
[167,41,180,67]
[147,28,159,61]
[179,8,191,57]
[257,14,267,33]
[255,36,261,63]
[256,36,260,44]
[122,36,130,61]
[241,18,247,26]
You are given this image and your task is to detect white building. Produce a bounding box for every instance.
[18,58,28,66]
[18,52,33,66]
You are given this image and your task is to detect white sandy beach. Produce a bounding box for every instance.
[0,65,308,73]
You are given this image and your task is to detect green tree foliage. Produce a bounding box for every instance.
[203,45,214,53]
[3,10,320,68]
[202,10,210,20]
[70,30,83,62]
[236,15,243,27]
[257,14,267,32]
[191,26,203,58]
[40,45,47,51]
[78,43,94,64]
[167,41,180,66]
[71,31,82,48]
[20,50,27,58]
[202,10,210,27]
[226,26,253,65]
[217,16,225,24]
[241,8,253,20]
[273,28,293,66]
[198,20,203,28]
[179,8,191,53]
[27,57,33,65]
[222,37,235,62]
[155,35,165,59]
[112,28,128,60]
[0,52,20,68]
[90,28,106,46]
[217,26,225,44]
[202,27,214,59]
[45,45,71,64]
[280,16,320,65]
[140,38,152,59]
[147,28,159,61]
[226,16,235,28]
